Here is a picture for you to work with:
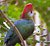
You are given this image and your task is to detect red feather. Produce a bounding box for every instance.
[21,3,33,19]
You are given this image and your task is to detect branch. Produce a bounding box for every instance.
[0,10,27,46]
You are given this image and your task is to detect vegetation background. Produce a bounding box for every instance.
[0,0,50,46]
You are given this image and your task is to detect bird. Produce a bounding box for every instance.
[4,3,35,46]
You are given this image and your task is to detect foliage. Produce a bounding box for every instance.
[0,0,50,46]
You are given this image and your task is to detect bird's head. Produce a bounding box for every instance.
[21,3,34,20]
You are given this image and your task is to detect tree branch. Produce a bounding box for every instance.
[0,10,27,46]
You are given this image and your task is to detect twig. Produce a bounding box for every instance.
[0,10,28,46]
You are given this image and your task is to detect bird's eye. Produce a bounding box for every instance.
[31,11,32,13]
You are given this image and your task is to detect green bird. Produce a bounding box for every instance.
[4,3,35,46]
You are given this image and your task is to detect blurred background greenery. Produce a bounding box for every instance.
[0,0,50,46]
